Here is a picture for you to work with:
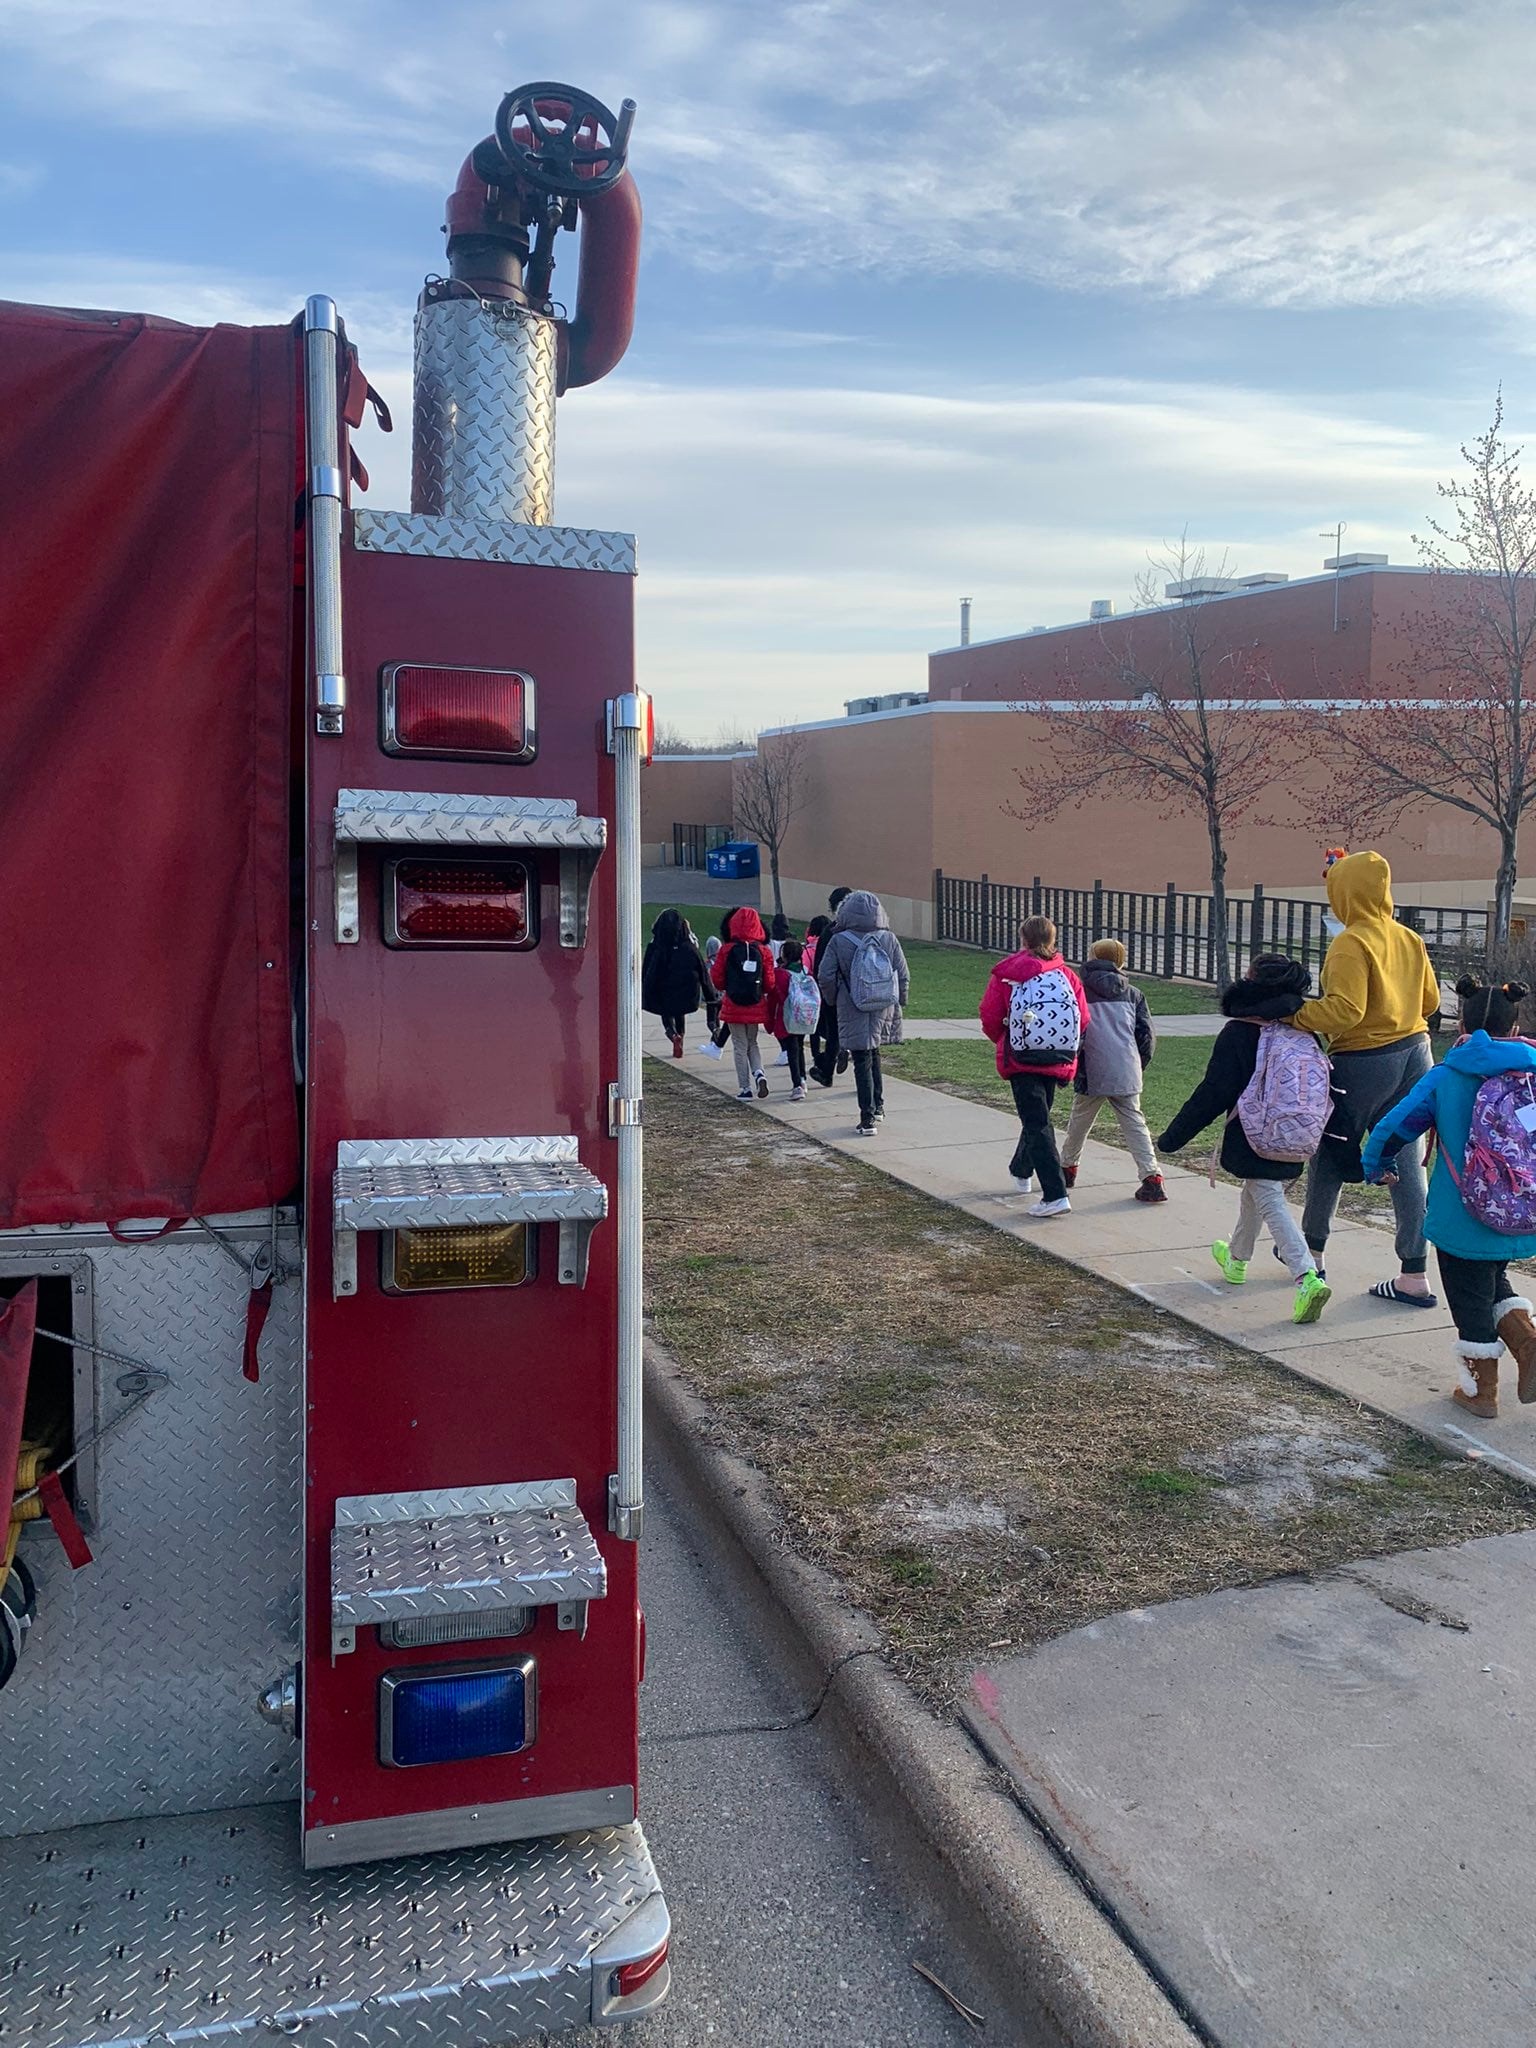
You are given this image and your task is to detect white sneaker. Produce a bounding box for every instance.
[1027,1197,1071,1219]
[774,1049,790,1066]
[1010,1174,1035,1194]
[790,1084,807,1101]
[699,1041,724,1060]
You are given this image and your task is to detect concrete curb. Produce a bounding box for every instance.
[645,1342,1204,2048]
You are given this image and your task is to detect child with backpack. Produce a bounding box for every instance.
[766,938,821,1101]
[1361,976,1536,1418]
[815,890,909,1135]
[709,905,778,1100]
[979,915,1090,1217]
[697,913,736,1060]
[1155,954,1332,1324]
[1060,937,1165,1203]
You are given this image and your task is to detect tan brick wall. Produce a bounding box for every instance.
[640,754,743,866]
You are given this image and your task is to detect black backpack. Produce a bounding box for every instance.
[723,940,765,1006]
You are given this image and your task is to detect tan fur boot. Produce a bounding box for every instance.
[1495,1297,1536,1405]
[1452,1341,1502,1420]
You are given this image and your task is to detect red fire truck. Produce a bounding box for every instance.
[0,81,671,2041]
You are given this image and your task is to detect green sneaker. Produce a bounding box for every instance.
[1293,1271,1332,1324]
[1211,1240,1248,1285]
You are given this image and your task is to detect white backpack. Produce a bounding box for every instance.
[1007,968,1081,1057]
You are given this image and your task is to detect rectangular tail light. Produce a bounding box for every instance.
[381,664,535,761]
[379,1656,537,1767]
[384,856,535,949]
[382,1222,535,1293]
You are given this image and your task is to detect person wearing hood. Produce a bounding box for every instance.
[979,915,1091,1218]
[1290,850,1442,1306]
[816,889,909,1135]
[710,905,779,1101]
[1157,954,1333,1325]
[641,908,712,1057]
[1362,977,1536,1418]
[810,886,855,1086]
[1059,938,1165,1203]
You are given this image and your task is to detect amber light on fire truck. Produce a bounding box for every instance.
[381,663,535,760]
[382,1221,534,1293]
[384,856,535,948]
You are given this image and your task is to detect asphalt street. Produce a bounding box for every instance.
[563,1430,1024,2046]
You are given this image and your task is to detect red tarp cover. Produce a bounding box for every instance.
[0,303,299,1226]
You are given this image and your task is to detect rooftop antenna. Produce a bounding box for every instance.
[1320,521,1347,632]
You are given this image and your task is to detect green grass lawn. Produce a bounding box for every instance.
[644,901,1216,1020]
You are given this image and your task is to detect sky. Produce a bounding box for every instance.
[3,0,1533,737]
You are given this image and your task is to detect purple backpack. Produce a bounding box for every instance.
[1447,1071,1536,1234]
[1235,1023,1332,1162]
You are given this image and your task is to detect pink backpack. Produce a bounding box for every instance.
[1444,1071,1536,1234]
[1235,1023,1332,1162]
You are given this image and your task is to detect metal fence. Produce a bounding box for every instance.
[933,871,1488,984]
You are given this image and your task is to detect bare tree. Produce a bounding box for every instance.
[733,730,812,920]
[1307,397,1536,961]
[651,717,758,756]
[1009,540,1290,987]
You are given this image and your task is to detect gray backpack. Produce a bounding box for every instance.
[849,932,898,1013]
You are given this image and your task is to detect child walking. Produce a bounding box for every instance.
[709,905,778,1101]
[1362,977,1536,1418]
[640,908,711,1056]
[1156,953,1333,1324]
[979,914,1090,1217]
[1060,938,1165,1203]
[766,939,820,1101]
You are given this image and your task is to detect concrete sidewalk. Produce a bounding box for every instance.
[652,1018,1536,1481]
[901,1012,1223,1039]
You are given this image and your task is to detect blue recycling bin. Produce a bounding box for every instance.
[705,841,760,880]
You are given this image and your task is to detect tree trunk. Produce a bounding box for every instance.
[1491,831,1520,970]
[769,845,785,920]
[1206,810,1232,989]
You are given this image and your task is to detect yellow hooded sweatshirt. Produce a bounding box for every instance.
[1290,851,1440,1052]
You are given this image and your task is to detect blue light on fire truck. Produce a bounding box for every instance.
[379,1656,537,1768]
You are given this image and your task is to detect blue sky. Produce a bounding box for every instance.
[2,0,1531,735]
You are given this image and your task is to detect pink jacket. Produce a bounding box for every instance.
[979,950,1090,1084]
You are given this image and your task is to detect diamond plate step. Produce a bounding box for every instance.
[332,1136,607,1298]
[0,1802,668,2047]
[331,1479,607,1653]
[332,788,606,947]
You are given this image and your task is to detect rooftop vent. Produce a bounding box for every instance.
[1234,572,1289,588]
[1165,577,1240,601]
[1323,552,1388,570]
[1088,599,1114,621]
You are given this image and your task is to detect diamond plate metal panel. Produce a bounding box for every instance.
[0,1228,301,1838]
[337,1135,578,1168]
[334,788,606,850]
[353,508,637,575]
[335,1480,577,1524]
[332,1496,607,1626]
[0,1803,665,2048]
[412,296,557,525]
[333,1155,608,1234]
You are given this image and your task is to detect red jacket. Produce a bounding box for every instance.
[709,906,778,1025]
[979,949,1090,1084]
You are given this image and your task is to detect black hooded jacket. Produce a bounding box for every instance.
[1156,979,1311,1180]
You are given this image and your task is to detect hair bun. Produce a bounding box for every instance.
[1454,974,1483,998]
[1505,981,1530,1003]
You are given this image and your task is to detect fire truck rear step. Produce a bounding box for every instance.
[0,1803,669,2046]
[331,789,606,947]
[331,1136,608,1297]
[330,1480,606,1655]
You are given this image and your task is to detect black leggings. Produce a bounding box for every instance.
[852,1048,883,1123]
[1008,1073,1065,1200]
[1437,1249,1517,1346]
[784,1035,806,1086]
[660,1012,686,1039]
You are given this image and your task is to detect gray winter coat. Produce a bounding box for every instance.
[816,891,910,1051]
[1074,959,1154,1097]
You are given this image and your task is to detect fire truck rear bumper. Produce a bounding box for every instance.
[0,1802,670,2045]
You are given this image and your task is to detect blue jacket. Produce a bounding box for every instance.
[1361,1031,1536,1262]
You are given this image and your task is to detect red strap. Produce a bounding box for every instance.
[242,1279,273,1384]
[0,1281,37,1509]
[109,1217,188,1243]
[38,1470,92,1569]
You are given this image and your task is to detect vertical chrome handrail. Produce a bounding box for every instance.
[607,693,646,1540]
[304,295,346,737]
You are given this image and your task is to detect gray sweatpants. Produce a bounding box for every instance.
[730,1023,764,1091]
[1060,1092,1158,1178]
[1301,1032,1431,1270]
[1230,1179,1314,1280]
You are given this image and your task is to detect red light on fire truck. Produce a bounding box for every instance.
[382,663,536,761]
[384,856,534,948]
